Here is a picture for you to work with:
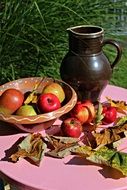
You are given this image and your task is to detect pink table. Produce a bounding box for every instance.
[0,85,127,190]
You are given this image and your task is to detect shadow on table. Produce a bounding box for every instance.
[0,136,25,162]
[0,178,4,190]
[65,156,125,180]
[0,121,25,136]
[0,121,61,136]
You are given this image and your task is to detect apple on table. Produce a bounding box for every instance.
[102,105,117,124]
[70,100,95,124]
[61,117,82,138]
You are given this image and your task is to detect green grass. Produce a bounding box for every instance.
[0,0,127,88]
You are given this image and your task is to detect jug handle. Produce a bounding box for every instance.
[102,39,122,69]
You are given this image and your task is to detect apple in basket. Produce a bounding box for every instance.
[37,93,61,113]
[0,88,24,115]
[37,81,66,113]
[16,105,37,116]
[42,82,65,103]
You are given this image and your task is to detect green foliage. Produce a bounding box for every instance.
[0,0,127,87]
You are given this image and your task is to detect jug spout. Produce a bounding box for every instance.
[67,25,104,38]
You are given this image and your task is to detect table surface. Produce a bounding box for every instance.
[0,84,127,190]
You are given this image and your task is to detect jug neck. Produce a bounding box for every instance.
[68,25,104,55]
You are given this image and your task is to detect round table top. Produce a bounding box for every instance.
[0,84,127,190]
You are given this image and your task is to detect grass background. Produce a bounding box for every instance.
[0,0,127,88]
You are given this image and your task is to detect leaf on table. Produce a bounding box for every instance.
[10,133,47,166]
[71,145,93,157]
[112,123,127,138]
[93,128,121,147]
[73,144,127,176]
[106,97,127,114]
[87,146,127,176]
[93,123,127,147]
[94,102,104,125]
[115,115,127,127]
[46,135,79,158]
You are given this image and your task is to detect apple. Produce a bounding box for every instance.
[71,102,89,124]
[81,100,95,123]
[42,82,65,103]
[102,105,117,124]
[61,117,82,138]
[71,100,95,124]
[16,105,37,116]
[0,88,24,115]
[37,93,61,113]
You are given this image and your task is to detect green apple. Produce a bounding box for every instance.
[16,105,37,116]
[42,82,65,103]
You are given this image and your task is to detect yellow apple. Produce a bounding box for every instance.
[42,82,65,103]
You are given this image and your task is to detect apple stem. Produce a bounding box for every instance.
[70,119,75,124]
[47,98,52,104]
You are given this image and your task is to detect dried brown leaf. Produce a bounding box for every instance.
[10,133,47,165]
[93,123,127,147]
[24,91,38,104]
[106,97,127,114]
[24,78,46,104]
[46,135,79,158]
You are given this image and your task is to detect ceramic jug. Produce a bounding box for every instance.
[60,25,122,102]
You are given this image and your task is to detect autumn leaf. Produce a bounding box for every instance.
[93,123,127,147]
[10,133,47,166]
[71,145,92,157]
[46,135,79,158]
[94,102,104,125]
[73,145,127,176]
[24,91,38,104]
[115,115,127,127]
[106,97,127,114]
[93,128,121,147]
[24,77,46,104]
[87,146,127,176]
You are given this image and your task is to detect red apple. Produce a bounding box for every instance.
[42,82,65,103]
[0,88,24,115]
[81,100,95,123]
[37,93,61,113]
[102,105,117,124]
[61,117,82,138]
[70,102,90,124]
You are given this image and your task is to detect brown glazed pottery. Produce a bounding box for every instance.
[0,77,77,132]
[60,25,122,102]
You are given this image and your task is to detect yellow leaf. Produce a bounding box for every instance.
[106,97,127,114]
[24,91,37,104]
[24,78,46,105]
